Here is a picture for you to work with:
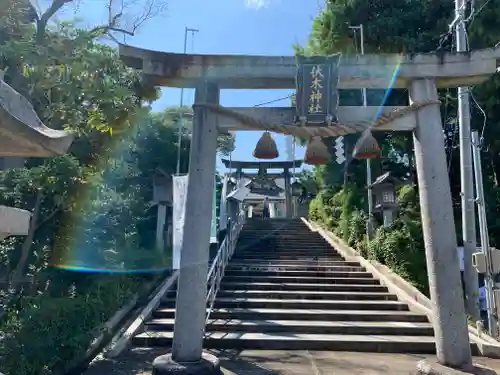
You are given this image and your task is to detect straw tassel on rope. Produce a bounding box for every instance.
[352,129,381,160]
[253,131,279,159]
[304,136,330,165]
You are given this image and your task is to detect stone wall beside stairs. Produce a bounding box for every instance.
[303,218,500,359]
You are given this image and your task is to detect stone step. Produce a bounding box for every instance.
[222,275,380,285]
[224,270,373,278]
[220,282,388,292]
[239,231,312,235]
[133,331,436,353]
[161,298,409,311]
[238,236,328,241]
[239,234,323,238]
[236,245,333,249]
[235,248,336,254]
[231,259,361,267]
[241,234,316,236]
[226,263,366,272]
[239,234,315,238]
[216,289,398,301]
[236,247,335,253]
[231,255,345,261]
[236,246,334,251]
[152,308,430,322]
[233,252,343,261]
[243,222,305,224]
[233,254,338,259]
[241,225,308,228]
[144,319,435,336]
[237,240,332,245]
[238,238,327,243]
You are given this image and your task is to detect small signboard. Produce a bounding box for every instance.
[295,54,341,126]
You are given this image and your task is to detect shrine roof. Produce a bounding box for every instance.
[226,177,287,202]
[0,80,74,157]
[368,172,407,188]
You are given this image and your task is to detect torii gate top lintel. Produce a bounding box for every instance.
[119,43,500,90]
[221,158,303,170]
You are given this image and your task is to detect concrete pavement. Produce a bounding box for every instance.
[84,349,500,375]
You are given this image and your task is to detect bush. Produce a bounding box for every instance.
[309,189,337,228]
[368,219,428,293]
[0,273,164,375]
[309,184,428,294]
[347,210,367,251]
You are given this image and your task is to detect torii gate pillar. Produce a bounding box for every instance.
[153,81,221,374]
[410,79,472,368]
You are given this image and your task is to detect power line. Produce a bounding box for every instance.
[469,87,488,145]
[436,0,492,51]
[253,95,293,107]
[467,0,493,27]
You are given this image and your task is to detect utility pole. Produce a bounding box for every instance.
[455,0,480,319]
[349,24,374,238]
[471,131,497,336]
[176,27,199,175]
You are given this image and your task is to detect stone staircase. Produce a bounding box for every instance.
[134,218,437,353]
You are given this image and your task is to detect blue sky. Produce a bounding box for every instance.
[42,0,322,172]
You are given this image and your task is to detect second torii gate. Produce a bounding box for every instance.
[221,158,302,218]
[120,43,500,374]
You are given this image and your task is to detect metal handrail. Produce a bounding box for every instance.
[205,209,246,323]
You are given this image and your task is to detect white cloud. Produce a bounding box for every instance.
[245,0,271,9]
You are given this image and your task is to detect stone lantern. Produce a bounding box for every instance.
[369,171,405,227]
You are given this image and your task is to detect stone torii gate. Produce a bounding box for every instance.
[221,158,302,218]
[120,43,500,373]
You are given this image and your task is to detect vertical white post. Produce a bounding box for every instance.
[248,205,253,218]
[472,131,497,336]
[410,79,472,368]
[269,202,276,218]
[156,203,167,255]
[455,0,480,320]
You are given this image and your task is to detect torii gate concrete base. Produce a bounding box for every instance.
[120,44,500,373]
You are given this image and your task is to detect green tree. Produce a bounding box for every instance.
[303,0,500,289]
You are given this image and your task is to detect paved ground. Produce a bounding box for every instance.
[83,349,500,375]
